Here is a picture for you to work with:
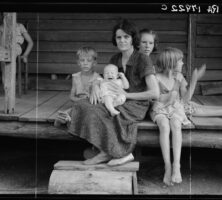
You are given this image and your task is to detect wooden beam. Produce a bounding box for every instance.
[2,13,17,114]
[0,121,222,149]
[187,14,197,84]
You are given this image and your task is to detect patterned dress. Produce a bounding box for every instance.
[150,73,191,125]
[68,50,155,158]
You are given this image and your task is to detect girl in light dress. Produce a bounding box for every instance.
[139,30,222,186]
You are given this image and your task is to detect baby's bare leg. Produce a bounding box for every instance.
[113,94,126,107]
[104,95,120,116]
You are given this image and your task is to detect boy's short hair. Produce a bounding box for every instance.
[139,29,159,52]
[76,46,98,60]
[156,47,183,73]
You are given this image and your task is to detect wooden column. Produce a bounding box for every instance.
[2,13,17,114]
[187,14,197,84]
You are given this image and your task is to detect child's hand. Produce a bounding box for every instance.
[196,64,206,80]
[21,55,28,63]
[118,72,125,79]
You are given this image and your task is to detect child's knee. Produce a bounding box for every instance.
[170,118,181,131]
[156,116,170,131]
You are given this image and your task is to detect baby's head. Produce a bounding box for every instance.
[156,47,183,74]
[76,46,97,72]
[103,64,119,81]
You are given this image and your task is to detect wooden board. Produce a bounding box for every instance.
[197,24,222,35]
[54,160,139,172]
[190,117,222,130]
[197,15,222,23]
[48,100,73,122]
[197,70,222,81]
[0,121,222,148]
[0,91,59,120]
[196,36,222,48]
[19,91,69,122]
[29,31,187,43]
[25,19,187,31]
[196,48,222,58]
[195,95,222,106]
[28,63,105,74]
[18,13,188,20]
[33,41,186,53]
[194,58,222,70]
[29,78,72,91]
[48,170,133,194]
[200,82,222,95]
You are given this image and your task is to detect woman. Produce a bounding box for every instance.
[68,19,159,166]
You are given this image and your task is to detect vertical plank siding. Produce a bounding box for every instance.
[194,14,222,86]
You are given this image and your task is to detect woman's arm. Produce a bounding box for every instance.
[126,74,159,100]
[21,31,34,63]
[108,74,159,101]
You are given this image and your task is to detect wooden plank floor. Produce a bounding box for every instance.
[0,90,222,129]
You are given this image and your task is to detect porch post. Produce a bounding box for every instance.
[2,13,17,114]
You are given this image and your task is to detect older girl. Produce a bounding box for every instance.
[67,19,159,166]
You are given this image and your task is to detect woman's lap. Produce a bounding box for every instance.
[67,99,149,158]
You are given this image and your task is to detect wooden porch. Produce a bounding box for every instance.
[0,90,222,149]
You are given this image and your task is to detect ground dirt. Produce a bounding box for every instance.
[0,137,221,197]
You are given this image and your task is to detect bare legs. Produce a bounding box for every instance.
[170,118,182,183]
[104,95,120,116]
[156,115,171,185]
[156,115,183,185]
[191,102,222,117]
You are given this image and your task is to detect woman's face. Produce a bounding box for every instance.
[139,33,155,56]
[115,29,133,52]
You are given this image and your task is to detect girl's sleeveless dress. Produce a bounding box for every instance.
[150,73,191,125]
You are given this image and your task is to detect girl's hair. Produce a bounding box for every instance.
[76,46,98,61]
[112,19,139,49]
[156,47,183,73]
[139,29,159,52]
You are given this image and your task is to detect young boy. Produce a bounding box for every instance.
[54,46,101,127]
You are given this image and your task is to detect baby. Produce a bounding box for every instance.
[99,64,129,116]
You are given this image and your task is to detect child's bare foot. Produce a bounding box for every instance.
[163,164,173,186]
[172,163,182,183]
[110,109,120,116]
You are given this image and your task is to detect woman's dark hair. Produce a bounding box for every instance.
[139,28,159,52]
[112,19,139,50]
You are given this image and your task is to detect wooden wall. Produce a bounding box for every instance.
[191,14,222,94]
[17,13,188,90]
[15,13,222,92]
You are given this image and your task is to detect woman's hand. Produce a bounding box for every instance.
[89,83,102,104]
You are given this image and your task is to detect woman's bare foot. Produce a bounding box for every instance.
[172,163,182,183]
[83,151,111,165]
[107,153,134,166]
[163,164,173,186]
